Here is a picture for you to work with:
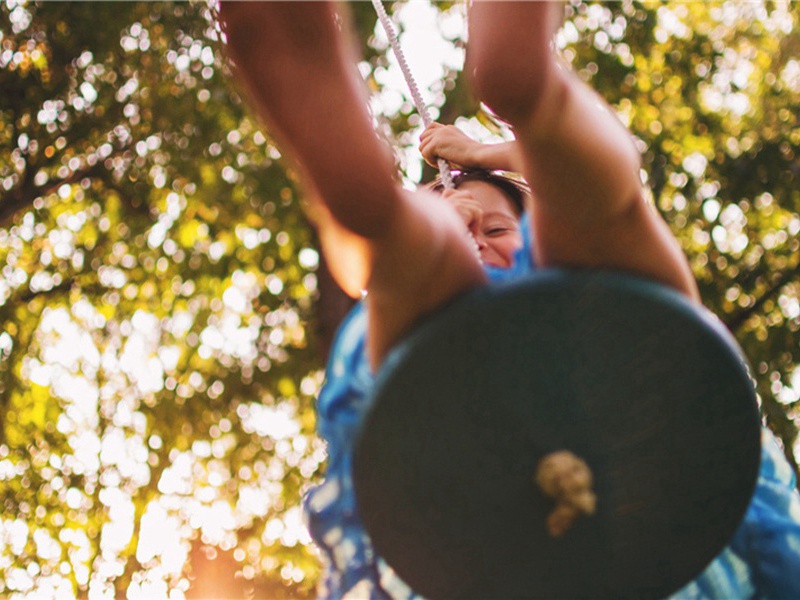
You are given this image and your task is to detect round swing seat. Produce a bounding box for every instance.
[353,269,761,599]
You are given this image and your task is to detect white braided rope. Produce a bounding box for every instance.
[371,0,454,189]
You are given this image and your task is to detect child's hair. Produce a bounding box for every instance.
[427,169,530,216]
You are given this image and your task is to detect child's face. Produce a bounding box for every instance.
[454,180,523,268]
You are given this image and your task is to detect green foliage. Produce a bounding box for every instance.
[0,1,322,596]
[0,1,798,597]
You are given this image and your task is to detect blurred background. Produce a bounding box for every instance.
[0,1,798,597]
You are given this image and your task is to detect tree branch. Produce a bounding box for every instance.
[0,159,109,227]
[725,261,800,332]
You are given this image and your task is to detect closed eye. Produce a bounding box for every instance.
[485,227,513,236]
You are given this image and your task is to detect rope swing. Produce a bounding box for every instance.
[353,4,762,598]
[355,272,760,598]
[370,0,454,189]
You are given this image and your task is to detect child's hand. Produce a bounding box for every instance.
[440,188,483,261]
[420,123,484,170]
[440,187,482,229]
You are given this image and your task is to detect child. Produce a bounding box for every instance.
[219,2,800,597]
[219,0,697,368]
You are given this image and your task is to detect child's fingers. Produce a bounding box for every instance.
[421,122,443,134]
[419,138,438,167]
[419,122,443,143]
[420,125,480,170]
[440,189,483,227]
[419,137,431,153]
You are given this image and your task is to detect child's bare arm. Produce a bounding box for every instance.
[467,1,699,301]
[419,123,525,173]
[220,2,486,367]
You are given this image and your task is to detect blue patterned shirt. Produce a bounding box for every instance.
[304,223,800,599]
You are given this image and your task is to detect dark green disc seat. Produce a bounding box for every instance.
[353,269,761,599]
